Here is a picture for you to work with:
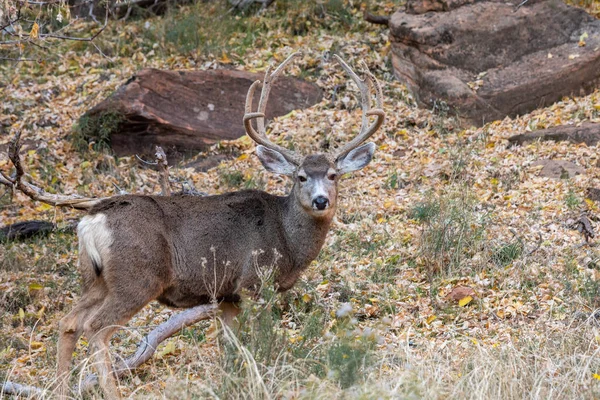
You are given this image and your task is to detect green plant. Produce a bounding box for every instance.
[72,110,124,151]
[565,188,581,210]
[491,240,523,267]
[385,170,399,190]
[414,187,487,275]
[409,199,440,223]
[219,169,245,188]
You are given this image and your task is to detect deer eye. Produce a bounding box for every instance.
[298,175,307,183]
[328,173,337,181]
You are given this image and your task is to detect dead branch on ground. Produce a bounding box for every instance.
[0,132,103,209]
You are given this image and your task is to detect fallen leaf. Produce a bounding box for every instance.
[459,296,473,307]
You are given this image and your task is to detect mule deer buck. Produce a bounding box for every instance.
[1,52,384,398]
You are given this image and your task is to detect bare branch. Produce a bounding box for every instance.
[40,6,108,42]
[0,131,103,210]
[1,381,45,398]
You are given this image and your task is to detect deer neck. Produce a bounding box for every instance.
[281,190,334,271]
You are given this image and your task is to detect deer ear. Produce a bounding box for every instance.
[336,142,376,175]
[256,145,296,176]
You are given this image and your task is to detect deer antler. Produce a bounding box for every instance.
[0,132,102,210]
[329,55,385,162]
[243,51,304,165]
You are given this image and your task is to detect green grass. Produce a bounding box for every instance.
[412,187,488,276]
[491,240,523,267]
[72,110,124,152]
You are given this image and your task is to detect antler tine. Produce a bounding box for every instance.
[330,55,385,162]
[243,52,304,165]
[256,52,302,134]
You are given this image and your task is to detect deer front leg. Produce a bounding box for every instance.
[218,301,241,330]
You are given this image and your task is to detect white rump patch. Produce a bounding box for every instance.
[78,213,113,271]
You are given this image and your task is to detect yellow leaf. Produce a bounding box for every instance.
[35,203,52,212]
[593,373,600,381]
[37,306,46,318]
[30,341,44,350]
[585,198,596,209]
[490,177,499,185]
[157,341,176,359]
[302,293,311,303]
[219,52,232,64]
[28,283,44,291]
[80,161,91,169]
[19,308,25,321]
[426,315,437,324]
[30,22,39,39]
[383,200,394,209]
[458,296,473,307]
[237,154,249,161]
[278,110,296,120]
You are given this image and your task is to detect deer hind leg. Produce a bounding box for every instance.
[56,283,107,399]
[81,285,163,399]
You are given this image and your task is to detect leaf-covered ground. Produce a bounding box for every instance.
[2,1,600,398]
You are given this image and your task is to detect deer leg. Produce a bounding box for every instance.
[56,284,106,399]
[219,301,241,330]
[80,285,162,399]
[86,325,122,399]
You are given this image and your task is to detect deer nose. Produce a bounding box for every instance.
[313,196,329,210]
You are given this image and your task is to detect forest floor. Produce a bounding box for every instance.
[2,1,600,398]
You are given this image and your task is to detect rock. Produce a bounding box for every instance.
[586,188,600,202]
[508,123,600,146]
[445,286,477,302]
[183,154,232,172]
[405,0,479,14]
[390,0,600,126]
[82,68,323,157]
[532,159,584,179]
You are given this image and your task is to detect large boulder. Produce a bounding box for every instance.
[390,0,600,126]
[82,68,323,157]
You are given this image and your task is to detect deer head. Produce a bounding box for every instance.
[243,52,385,219]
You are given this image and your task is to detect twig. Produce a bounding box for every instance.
[527,232,543,256]
[154,146,171,196]
[515,0,529,10]
[77,304,218,394]
[0,56,39,62]
[135,154,158,165]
